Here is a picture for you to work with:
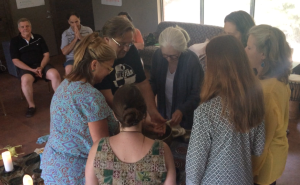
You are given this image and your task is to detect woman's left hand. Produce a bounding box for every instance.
[171,110,183,126]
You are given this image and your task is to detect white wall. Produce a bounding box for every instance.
[92,0,159,36]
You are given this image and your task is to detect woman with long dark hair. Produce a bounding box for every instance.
[186,35,265,185]
[224,10,255,47]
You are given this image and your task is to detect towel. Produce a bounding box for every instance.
[36,135,49,144]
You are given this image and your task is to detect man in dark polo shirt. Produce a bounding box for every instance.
[10,18,61,117]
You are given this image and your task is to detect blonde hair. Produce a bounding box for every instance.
[249,25,292,84]
[201,35,264,133]
[66,32,116,83]
[159,26,190,52]
[17,18,31,27]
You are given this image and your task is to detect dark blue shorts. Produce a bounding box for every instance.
[18,63,54,82]
[63,60,74,68]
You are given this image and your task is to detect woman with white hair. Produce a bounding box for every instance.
[245,24,291,185]
[149,26,204,130]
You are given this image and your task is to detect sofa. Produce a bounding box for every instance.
[140,21,224,68]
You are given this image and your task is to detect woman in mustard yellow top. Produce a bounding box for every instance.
[245,24,292,185]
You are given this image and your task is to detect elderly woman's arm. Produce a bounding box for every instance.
[176,58,204,124]
[149,49,159,96]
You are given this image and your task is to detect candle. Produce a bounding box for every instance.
[2,151,14,172]
[23,174,33,185]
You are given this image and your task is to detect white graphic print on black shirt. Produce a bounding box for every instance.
[113,64,136,88]
[94,45,146,95]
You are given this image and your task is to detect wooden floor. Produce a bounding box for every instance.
[0,54,300,184]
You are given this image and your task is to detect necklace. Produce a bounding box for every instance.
[119,131,145,151]
[120,131,142,133]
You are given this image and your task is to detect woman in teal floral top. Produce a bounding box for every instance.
[85,84,176,185]
[41,33,118,184]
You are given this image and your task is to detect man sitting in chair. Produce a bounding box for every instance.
[10,18,61,117]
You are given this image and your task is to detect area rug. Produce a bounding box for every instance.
[170,140,188,185]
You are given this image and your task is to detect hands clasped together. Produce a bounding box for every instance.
[31,66,43,78]
[73,26,82,41]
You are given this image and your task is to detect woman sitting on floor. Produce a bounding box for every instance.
[41,32,118,184]
[246,25,291,185]
[85,84,176,185]
[186,35,265,185]
[149,26,204,131]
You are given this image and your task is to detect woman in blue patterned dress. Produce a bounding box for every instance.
[41,32,118,184]
[186,35,265,185]
[85,84,176,185]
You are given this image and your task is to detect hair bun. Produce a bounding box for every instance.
[175,25,190,43]
[113,84,147,128]
[122,108,144,127]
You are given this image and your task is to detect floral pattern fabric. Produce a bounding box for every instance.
[94,137,167,185]
[41,79,118,185]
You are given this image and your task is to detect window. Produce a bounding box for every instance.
[162,0,300,62]
[204,0,251,27]
[163,0,200,24]
[255,0,300,62]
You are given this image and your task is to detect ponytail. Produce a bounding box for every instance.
[66,32,116,83]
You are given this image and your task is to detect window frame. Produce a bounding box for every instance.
[161,0,300,62]
[161,0,256,24]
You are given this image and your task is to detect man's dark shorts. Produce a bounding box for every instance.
[63,60,74,68]
[18,63,54,82]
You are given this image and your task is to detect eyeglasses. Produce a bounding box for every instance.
[101,62,114,74]
[111,38,133,48]
[162,54,180,60]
